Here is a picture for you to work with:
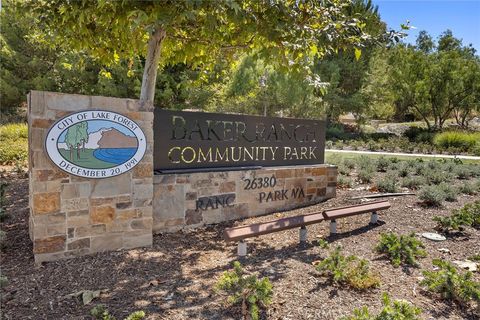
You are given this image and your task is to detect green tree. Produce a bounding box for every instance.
[384,31,480,129]
[65,122,89,160]
[22,0,393,104]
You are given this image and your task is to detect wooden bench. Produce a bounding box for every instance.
[224,212,325,256]
[322,200,391,235]
[224,200,391,256]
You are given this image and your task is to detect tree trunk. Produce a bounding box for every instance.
[140,27,166,103]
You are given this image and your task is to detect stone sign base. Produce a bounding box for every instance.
[28,91,337,263]
[28,91,154,263]
[153,164,337,232]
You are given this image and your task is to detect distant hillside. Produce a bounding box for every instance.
[98,128,138,149]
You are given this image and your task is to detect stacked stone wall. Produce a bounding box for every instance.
[28,91,154,263]
[28,91,337,263]
[153,165,337,231]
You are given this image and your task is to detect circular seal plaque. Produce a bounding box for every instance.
[45,110,147,179]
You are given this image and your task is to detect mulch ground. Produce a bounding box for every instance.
[1,171,479,320]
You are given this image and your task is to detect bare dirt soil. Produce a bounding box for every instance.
[1,172,479,320]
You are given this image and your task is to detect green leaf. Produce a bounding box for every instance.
[354,48,362,61]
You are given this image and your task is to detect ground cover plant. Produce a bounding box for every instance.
[375,233,426,267]
[418,185,446,207]
[433,200,480,233]
[316,246,380,290]
[216,261,273,320]
[90,305,145,320]
[343,293,422,320]
[421,259,480,307]
[0,123,28,166]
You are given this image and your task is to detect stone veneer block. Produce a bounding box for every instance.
[29,91,153,263]
[153,164,337,233]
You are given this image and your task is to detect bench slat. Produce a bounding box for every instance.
[323,200,390,220]
[224,212,324,242]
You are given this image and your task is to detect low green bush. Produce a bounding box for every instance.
[422,168,452,185]
[358,169,374,184]
[316,246,380,290]
[439,183,458,202]
[375,233,426,267]
[91,305,145,320]
[458,182,477,195]
[344,158,356,170]
[356,155,375,171]
[433,200,480,233]
[421,259,480,306]
[418,185,445,207]
[0,123,28,165]
[376,176,398,193]
[90,305,145,320]
[342,293,422,320]
[376,156,390,172]
[216,261,273,320]
[433,131,480,153]
[397,164,410,178]
[338,175,353,188]
[401,176,426,190]
[454,166,474,180]
[0,230,6,251]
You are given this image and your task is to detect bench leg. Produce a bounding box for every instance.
[237,241,247,257]
[330,220,337,235]
[299,226,307,243]
[370,211,378,224]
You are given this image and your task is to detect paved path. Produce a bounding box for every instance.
[325,149,480,161]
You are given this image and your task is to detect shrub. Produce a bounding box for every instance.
[454,166,474,180]
[216,261,273,320]
[421,259,480,306]
[343,293,422,320]
[439,183,458,202]
[418,185,445,207]
[90,305,145,320]
[344,158,356,170]
[433,131,480,153]
[338,175,353,189]
[0,123,28,165]
[376,176,398,193]
[423,169,452,185]
[358,169,374,184]
[458,182,477,195]
[316,246,380,290]
[433,200,480,233]
[356,155,375,171]
[338,164,350,176]
[401,176,426,190]
[318,239,329,249]
[375,233,426,267]
[397,164,410,178]
[376,156,389,172]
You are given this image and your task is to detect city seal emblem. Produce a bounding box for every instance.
[45,110,147,178]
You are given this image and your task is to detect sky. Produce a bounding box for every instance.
[373,0,480,52]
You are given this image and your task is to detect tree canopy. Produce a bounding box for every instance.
[21,0,396,102]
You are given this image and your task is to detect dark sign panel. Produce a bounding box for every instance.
[154,109,326,171]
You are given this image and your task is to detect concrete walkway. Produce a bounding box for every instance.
[325,149,480,161]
